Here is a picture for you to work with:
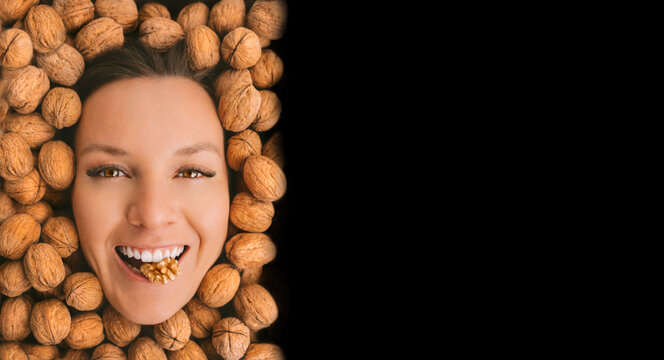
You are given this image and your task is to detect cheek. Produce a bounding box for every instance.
[186,184,230,256]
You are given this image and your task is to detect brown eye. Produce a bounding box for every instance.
[103,168,120,177]
[181,169,201,178]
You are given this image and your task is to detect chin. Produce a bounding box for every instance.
[118,297,187,325]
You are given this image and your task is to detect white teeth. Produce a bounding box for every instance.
[141,250,152,263]
[164,249,171,258]
[152,249,163,262]
[126,247,133,258]
[171,247,179,257]
[119,246,185,262]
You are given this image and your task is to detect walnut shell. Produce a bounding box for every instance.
[249,49,283,89]
[127,337,167,360]
[183,296,221,339]
[0,28,33,69]
[40,87,81,129]
[90,343,125,360]
[211,317,250,360]
[176,2,209,33]
[138,17,184,52]
[1,112,56,149]
[0,0,39,26]
[251,90,281,132]
[2,168,47,205]
[52,0,95,33]
[240,266,263,285]
[153,309,191,351]
[218,80,261,132]
[242,155,286,202]
[33,261,70,301]
[0,294,33,341]
[246,0,287,40]
[221,27,261,69]
[243,343,285,360]
[29,298,71,345]
[225,232,276,269]
[196,263,240,308]
[74,17,124,62]
[207,0,245,36]
[232,283,278,331]
[0,190,17,222]
[23,242,66,292]
[261,131,284,169]
[214,68,253,100]
[41,216,79,258]
[24,5,66,54]
[0,132,34,181]
[60,349,91,360]
[94,0,138,33]
[0,341,29,359]
[38,140,75,190]
[5,65,50,114]
[226,129,262,171]
[138,2,170,23]
[0,260,32,297]
[102,304,141,347]
[41,183,70,208]
[0,213,40,260]
[14,200,53,224]
[229,192,274,233]
[65,312,104,350]
[35,43,85,87]
[186,25,220,71]
[196,337,222,360]
[20,343,60,360]
[63,272,102,312]
[166,340,206,360]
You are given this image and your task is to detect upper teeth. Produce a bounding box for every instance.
[120,246,184,263]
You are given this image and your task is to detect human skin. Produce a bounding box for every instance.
[71,76,229,325]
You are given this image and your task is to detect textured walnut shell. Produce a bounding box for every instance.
[226,129,262,171]
[29,298,71,345]
[183,296,221,339]
[40,87,81,129]
[251,90,281,132]
[0,0,39,26]
[249,49,283,89]
[138,2,170,23]
[261,132,284,169]
[94,0,138,33]
[0,190,17,222]
[5,65,50,114]
[221,27,262,69]
[153,309,191,351]
[33,261,70,301]
[65,312,104,350]
[102,304,141,347]
[0,341,28,359]
[0,213,40,260]
[60,349,91,360]
[225,232,276,269]
[35,43,85,87]
[52,0,95,33]
[0,260,31,297]
[214,68,253,99]
[232,283,278,331]
[167,340,206,360]
[229,192,274,233]
[218,81,261,132]
[0,294,33,341]
[0,132,34,181]
[177,2,209,33]
[90,343,126,360]
[41,183,70,208]
[186,25,220,71]
[211,317,250,360]
[246,0,287,40]
[14,200,53,224]
[2,168,47,205]
[207,0,245,36]
[20,343,60,360]
[74,17,124,62]
[196,263,241,308]
[138,17,184,52]
[0,28,33,69]
[23,5,66,54]
[63,272,103,311]
[41,216,79,258]
[38,140,75,191]
[243,343,285,360]
[127,337,167,360]
[243,155,286,201]
[196,337,222,360]
[2,112,56,149]
[23,242,66,292]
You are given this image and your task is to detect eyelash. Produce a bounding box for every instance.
[86,164,216,179]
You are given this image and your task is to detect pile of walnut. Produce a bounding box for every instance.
[0,0,287,359]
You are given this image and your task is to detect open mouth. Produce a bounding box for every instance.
[115,245,188,274]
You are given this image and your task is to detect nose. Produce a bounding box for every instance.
[126,176,177,230]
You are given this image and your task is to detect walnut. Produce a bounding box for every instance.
[51,0,95,33]
[225,232,276,269]
[41,216,79,258]
[177,2,209,33]
[0,0,39,27]
[186,25,220,71]
[33,261,70,301]
[14,200,53,224]
[207,0,245,36]
[211,317,250,360]
[0,132,34,181]
[166,340,207,360]
[214,68,253,100]
[0,341,29,360]
[90,343,125,360]
[153,309,191,351]
[196,263,240,308]
[251,90,281,132]
[20,343,60,360]
[140,257,181,285]
[0,28,33,69]
[243,343,285,360]
[183,296,221,339]
[38,140,75,191]
[0,213,40,260]
[41,87,81,129]
[94,0,138,33]
[63,272,102,311]
[138,2,170,23]
[249,49,283,89]
[35,43,85,87]
[2,168,47,205]
[226,129,262,171]
[218,80,261,132]
[258,34,271,48]
[23,242,66,292]
[0,190,17,222]
[24,5,66,54]
[29,298,71,346]
[102,304,141,347]
[41,183,70,208]
[1,112,56,148]
[65,312,105,350]
[232,283,278,331]
[0,260,31,297]
[0,293,33,341]
[229,192,274,233]
[5,65,50,114]
[242,155,286,202]
[62,247,88,273]
[261,132,284,169]
[240,266,263,285]
[221,27,262,69]
[127,337,167,360]
[138,17,184,52]
[74,17,124,62]
[60,349,91,360]
[196,337,222,360]
[246,0,287,40]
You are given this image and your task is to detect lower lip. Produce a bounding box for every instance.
[114,249,187,284]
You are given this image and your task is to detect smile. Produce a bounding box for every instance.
[115,245,188,274]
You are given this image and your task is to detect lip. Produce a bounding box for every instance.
[114,245,188,284]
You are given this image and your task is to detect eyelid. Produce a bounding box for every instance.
[86,164,216,179]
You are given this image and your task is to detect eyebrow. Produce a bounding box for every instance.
[79,142,221,157]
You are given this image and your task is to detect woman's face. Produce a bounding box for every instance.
[72,76,229,325]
